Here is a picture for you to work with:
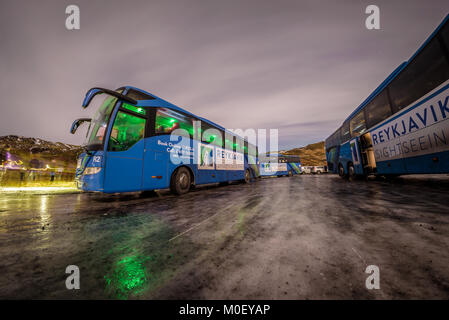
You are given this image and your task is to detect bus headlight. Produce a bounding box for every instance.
[84,167,102,175]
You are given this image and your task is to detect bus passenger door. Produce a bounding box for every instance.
[359,133,377,174]
[142,141,169,191]
[104,111,146,193]
[349,138,364,175]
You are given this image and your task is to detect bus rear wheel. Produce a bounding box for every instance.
[243,169,251,183]
[170,167,191,195]
[348,163,356,181]
[338,164,346,178]
[288,170,293,177]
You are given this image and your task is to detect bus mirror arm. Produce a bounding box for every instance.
[82,87,138,108]
[70,118,91,134]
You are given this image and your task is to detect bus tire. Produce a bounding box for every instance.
[288,170,293,177]
[348,163,356,181]
[338,164,346,178]
[170,167,191,195]
[243,169,251,183]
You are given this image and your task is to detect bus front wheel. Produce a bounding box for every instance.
[288,170,293,177]
[170,167,191,195]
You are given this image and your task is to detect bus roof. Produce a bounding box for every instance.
[121,86,253,145]
[343,13,449,124]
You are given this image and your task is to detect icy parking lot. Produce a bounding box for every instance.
[1,174,449,299]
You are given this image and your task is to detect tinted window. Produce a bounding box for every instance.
[126,89,155,100]
[121,103,147,115]
[340,122,350,142]
[326,129,340,148]
[364,90,392,128]
[441,20,449,52]
[155,108,194,137]
[249,143,258,157]
[234,137,244,152]
[243,141,257,157]
[108,111,146,151]
[201,123,223,147]
[350,111,367,137]
[327,147,337,163]
[389,37,449,110]
[224,133,234,150]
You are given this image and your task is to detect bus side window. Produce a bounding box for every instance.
[327,147,336,162]
[350,111,366,137]
[327,129,341,148]
[234,137,243,152]
[248,143,257,157]
[340,122,350,143]
[440,22,449,61]
[389,37,449,110]
[224,134,234,150]
[108,111,146,152]
[155,108,194,137]
[364,90,392,128]
[201,123,223,147]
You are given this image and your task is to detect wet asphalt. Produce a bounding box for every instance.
[0,174,449,299]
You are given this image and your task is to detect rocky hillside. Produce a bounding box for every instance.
[0,135,326,169]
[0,135,82,170]
[282,141,326,166]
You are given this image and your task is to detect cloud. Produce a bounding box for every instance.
[1,0,448,149]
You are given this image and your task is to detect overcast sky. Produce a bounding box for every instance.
[1,0,449,149]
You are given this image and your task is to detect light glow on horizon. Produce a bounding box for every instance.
[0,187,77,192]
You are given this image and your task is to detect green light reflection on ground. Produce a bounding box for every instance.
[104,254,152,299]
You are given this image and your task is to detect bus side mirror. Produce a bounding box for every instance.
[70,118,91,134]
[82,88,103,108]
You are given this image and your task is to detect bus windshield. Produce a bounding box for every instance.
[84,95,117,150]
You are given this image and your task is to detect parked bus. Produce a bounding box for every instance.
[70,86,259,194]
[325,14,449,179]
[259,154,301,177]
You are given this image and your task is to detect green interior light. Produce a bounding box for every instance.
[122,103,147,115]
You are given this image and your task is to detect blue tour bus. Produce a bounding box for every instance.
[70,86,259,194]
[325,14,449,179]
[259,154,302,177]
